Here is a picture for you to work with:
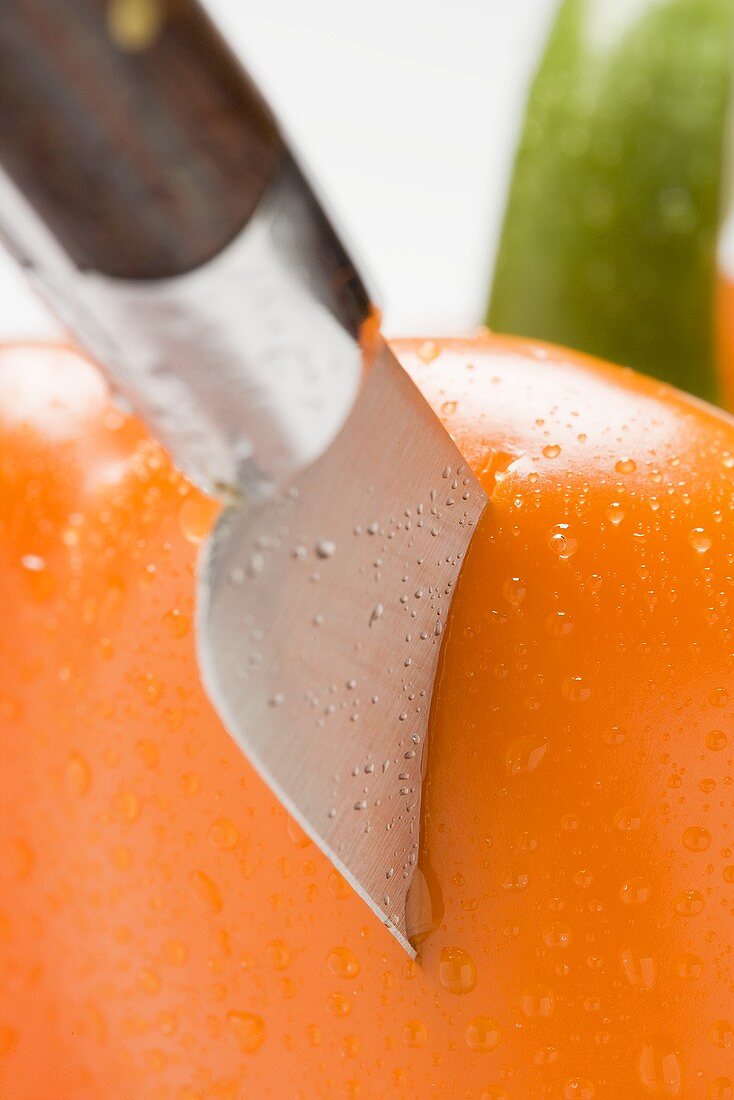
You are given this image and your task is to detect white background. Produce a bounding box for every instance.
[0,0,555,340]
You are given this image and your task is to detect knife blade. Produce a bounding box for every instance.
[0,0,488,952]
[201,339,485,951]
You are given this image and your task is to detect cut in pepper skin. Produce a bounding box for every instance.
[1,337,734,1097]
[488,0,734,405]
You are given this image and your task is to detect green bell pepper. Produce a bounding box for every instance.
[488,0,734,403]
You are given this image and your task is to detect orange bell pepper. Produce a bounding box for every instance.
[1,336,733,1097]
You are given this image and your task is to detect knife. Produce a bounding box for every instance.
[0,0,487,954]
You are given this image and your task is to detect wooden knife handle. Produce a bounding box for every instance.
[0,0,283,279]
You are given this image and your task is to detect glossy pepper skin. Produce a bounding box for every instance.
[488,0,734,405]
[1,337,734,1098]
